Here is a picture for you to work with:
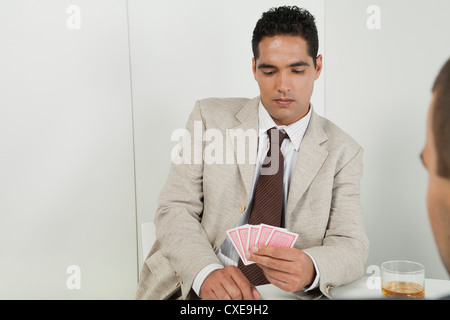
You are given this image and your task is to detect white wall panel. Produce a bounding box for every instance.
[0,0,137,299]
[324,0,450,280]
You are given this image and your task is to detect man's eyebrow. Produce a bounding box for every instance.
[289,61,310,67]
[257,63,277,69]
[257,61,311,70]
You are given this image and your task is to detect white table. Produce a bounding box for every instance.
[257,276,450,300]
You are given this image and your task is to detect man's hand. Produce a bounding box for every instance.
[246,245,316,293]
[199,266,261,300]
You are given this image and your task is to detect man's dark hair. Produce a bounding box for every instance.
[252,6,319,68]
[432,57,450,179]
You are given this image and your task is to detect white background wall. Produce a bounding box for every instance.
[0,0,448,299]
[325,0,450,280]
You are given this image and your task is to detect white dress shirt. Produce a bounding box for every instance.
[192,102,320,296]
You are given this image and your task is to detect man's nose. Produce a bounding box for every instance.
[276,72,291,93]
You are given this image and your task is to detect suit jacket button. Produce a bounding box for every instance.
[240,204,246,213]
[325,285,334,296]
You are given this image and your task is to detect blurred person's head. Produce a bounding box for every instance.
[421,57,450,273]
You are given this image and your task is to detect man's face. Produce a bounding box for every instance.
[252,35,322,126]
[421,95,450,273]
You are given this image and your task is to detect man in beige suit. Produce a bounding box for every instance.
[136,6,369,300]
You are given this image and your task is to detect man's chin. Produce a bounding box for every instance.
[267,109,299,126]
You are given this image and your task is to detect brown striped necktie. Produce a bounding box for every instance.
[237,128,287,286]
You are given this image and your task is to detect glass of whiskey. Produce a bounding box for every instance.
[381,260,425,299]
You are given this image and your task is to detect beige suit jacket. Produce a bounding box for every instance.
[136,96,369,300]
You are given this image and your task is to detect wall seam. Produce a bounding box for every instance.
[125,0,140,285]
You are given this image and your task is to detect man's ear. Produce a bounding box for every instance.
[252,57,257,80]
[314,54,323,80]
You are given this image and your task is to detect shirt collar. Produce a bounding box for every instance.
[258,101,312,151]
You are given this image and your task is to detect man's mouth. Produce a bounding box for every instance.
[274,98,294,106]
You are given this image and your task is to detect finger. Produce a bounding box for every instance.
[248,250,289,271]
[259,264,291,283]
[264,272,296,292]
[203,282,230,300]
[251,245,297,261]
[252,287,261,300]
[202,285,222,300]
[259,262,312,293]
[221,277,243,300]
[212,283,233,300]
[201,268,234,300]
[230,267,258,300]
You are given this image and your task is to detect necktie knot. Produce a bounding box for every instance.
[265,128,287,159]
[268,128,287,147]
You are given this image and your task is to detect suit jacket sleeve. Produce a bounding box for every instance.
[154,100,221,298]
[303,146,369,298]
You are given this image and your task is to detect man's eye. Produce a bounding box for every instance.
[292,70,305,74]
[262,70,275,76]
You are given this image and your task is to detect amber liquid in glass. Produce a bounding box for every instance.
[382,281,425,298]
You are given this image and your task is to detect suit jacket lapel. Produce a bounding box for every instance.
[285,110,329,223]
[229,96,260,199]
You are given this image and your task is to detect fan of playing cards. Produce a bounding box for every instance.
[227,224,299,266]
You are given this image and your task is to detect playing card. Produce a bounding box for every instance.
[243,225,261,265]
[266,228,298,248]
[255,224,275,245]
[237,224,250,253]
[227,227,250,265]
[247,225,260,250]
